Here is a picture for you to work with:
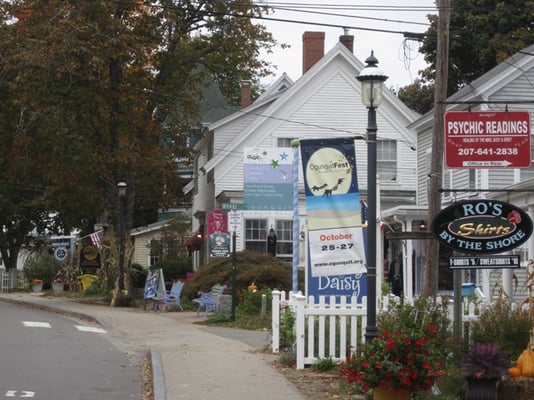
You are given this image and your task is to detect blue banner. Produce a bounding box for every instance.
[300,137,367,299]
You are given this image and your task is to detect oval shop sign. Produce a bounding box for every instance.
[432,199,533,254]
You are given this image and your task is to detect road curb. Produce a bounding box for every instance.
[151,350,166,400]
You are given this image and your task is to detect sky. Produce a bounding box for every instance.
[257,1,438,91]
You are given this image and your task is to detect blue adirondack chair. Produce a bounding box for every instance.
[161,280,184,312]
[192,283,227,318]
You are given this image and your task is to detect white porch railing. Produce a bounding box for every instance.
[271,290,481,369]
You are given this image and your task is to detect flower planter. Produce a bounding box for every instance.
[374,387,411,400]
[465,378,498,400]
[52,282,64,293]
[32,283,43,293]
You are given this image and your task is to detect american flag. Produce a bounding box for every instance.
[90,230,103,247]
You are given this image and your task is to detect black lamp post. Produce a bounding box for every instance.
[357,51,388,343]
[117,181,127,292]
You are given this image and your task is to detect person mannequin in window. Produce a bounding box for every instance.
[388,255,403,296]
[267,228,277,257]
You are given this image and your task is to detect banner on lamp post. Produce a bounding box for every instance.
[300,137,367,300]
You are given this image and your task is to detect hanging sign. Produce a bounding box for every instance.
[444,110,531,168]
[448,255,520,269]
[432,199,533,254]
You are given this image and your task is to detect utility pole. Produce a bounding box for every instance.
[423,0,450,296]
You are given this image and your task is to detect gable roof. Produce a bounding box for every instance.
[410,43,534,130]
[202,42,420,176]
[448,43,534,105]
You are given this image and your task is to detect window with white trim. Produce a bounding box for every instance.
[276,220,293,259]
[277,138,295,148]
[245,219,267,253]
[377,140,397,181]
[149,239,162,267]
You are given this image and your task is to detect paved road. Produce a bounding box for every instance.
[0,293,305,400]
[0,301,140,400]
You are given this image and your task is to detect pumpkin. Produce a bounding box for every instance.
[522,349,534,377]
[508,367,522,378]
[517,350,527,372]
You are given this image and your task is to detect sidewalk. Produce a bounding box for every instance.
[0,292,305,400]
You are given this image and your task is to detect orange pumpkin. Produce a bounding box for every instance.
[517,350,527,372]
[508,367,522,378]
[523,350,534,377]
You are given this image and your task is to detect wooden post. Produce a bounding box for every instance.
[423,0,450,296]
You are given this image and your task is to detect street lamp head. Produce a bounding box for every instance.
[117,181,127,198]
[357,51,388,108]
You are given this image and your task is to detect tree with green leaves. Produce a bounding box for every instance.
[399,0,534,113]
[0,1,277,283]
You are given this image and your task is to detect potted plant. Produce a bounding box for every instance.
[52,268,66,293]
[460,343,510,400]
[31,279,43,293]
[339,325,446,400]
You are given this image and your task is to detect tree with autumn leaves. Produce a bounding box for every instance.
[0,1,277,286]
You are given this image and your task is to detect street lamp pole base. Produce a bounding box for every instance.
[364,326,378,343]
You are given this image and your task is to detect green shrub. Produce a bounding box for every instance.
[238,288,272,315]
[181,250,303,302]
[378,297,451,338]
[153,258,193,286]
[23,254,61,289]
[469,299,532,360]
[311,356,338,372]
[279,307,296,350]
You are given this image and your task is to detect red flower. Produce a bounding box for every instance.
[339,327,445,395]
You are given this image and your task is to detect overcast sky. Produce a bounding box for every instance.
[257,1,438,90]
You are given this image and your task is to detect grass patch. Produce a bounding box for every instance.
[197,312,271,331]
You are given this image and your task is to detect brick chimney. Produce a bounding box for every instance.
[339,30,354,53]
[302,31,325,74]
[240,80,251,108]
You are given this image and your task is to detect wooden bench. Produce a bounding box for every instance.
[192,284,227,318]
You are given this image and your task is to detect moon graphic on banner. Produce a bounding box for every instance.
[305,148,352,196]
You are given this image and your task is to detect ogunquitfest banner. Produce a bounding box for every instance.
[243,147,293,210]
[300,137,367,298]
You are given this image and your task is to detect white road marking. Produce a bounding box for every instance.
[4,391,35,397]
[75,325,107,334]
[22,321,51,328]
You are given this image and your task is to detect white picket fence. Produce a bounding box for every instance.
[0,269,29,292]
[271,290,480,369]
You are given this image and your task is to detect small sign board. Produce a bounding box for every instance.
[444,110,531,168]
[54,247,68,262]
[449,255,520,269]
[221,203,248,211]
[209,232,230,258]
